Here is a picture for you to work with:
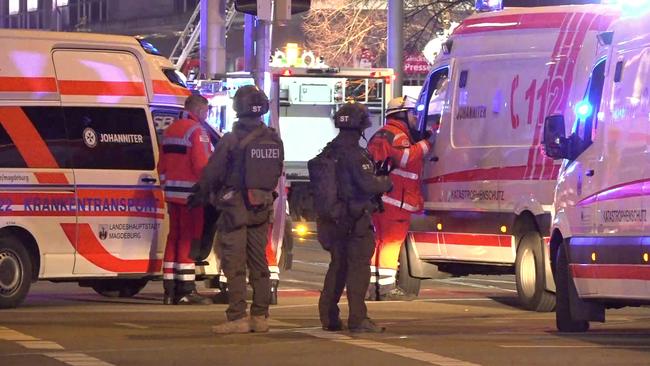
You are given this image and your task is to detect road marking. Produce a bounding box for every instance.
[0,327,38,341]
[46,352,115,366]
[434,279,517,292]
[114,322,149,329]
[17,340,64,350]
[297,328,482,366]
[281,278,324,287]
[500,345,650,349]
[293,259,330,268]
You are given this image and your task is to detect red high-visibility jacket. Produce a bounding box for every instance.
[367,119,431,214]
[158,113,212,205]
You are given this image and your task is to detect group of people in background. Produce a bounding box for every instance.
[158,85,432,334]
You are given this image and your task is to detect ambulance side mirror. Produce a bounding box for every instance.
[542,115,569,160]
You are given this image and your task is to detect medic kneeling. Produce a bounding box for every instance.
[367,96,435,301]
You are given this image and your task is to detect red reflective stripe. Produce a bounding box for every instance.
[412,232,510,247]
[423,165,560,184]
[0,107,68,185]
[454,12,567,35]
[571,264,650,281]
[412,232,441,244]
[58,80,146,96]
[61,223,162,273]
[0,76,58,93]
[152,80,191,96]
[34,172,69,184]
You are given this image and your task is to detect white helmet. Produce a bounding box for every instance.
[386,96,417,117]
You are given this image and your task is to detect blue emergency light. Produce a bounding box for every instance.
[575,100,593,119]
[475,0,503,12]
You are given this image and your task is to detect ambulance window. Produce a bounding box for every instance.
[572,59,606,153]
[64,107,155,170]
[0,107,68,168]
[417,66,449,133]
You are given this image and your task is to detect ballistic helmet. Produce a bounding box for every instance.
[233,85,269,118]
[333,102,372,130]
[386,96,417,118]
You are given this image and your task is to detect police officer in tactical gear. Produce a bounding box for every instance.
[317,102,393,333]
[194,85,284,334]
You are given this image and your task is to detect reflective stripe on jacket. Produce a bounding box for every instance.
[367,119,431,213]
[158,114,212,205]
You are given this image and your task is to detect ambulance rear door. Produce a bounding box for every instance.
[52,49,164,275]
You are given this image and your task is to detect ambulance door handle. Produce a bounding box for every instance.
[430,156,439,162]
[141,177,157,184]
[585,169,595,177]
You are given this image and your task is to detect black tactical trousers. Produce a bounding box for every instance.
[218,215,271,321]
[318,215,375,329]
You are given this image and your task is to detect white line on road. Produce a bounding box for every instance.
[434,279,517,292]
[0,327,38,341]
[17,340,64,350]
[297,328,482,366]
[46,352,116,366]
[293,259,330,268]
[499,345,650,349]
[458,278,516,285]
[114,322,149,329]
[281,278,325,287]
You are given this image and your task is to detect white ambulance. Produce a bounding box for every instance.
[0,29,224,308]
[409,4,620,311]
[543,5,650,331]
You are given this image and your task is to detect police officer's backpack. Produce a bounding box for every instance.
[237,126,284,206]
[308,144,344,221]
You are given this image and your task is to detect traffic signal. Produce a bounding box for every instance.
[234,0,311,16]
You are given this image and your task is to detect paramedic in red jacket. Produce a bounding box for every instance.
[158,95,213,305]
[367,96,434,300]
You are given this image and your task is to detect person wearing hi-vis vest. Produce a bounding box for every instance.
[158,94,213,305]
[366,96,435,301]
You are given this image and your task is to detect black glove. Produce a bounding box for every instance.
[187,184,204,208]
[375,157,393,176]
[422,130,433,141]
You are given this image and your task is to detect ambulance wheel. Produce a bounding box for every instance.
[515,232,555,312]
[397,244,420,296]
[91,279,148,298]
[0,236,32,309]
[555,243,589,332]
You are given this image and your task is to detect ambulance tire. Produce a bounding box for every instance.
[515,232,556,312]
[397,243,421,296]
[0,236,32,309]
[91,279,148,298]
[555,243,589,332]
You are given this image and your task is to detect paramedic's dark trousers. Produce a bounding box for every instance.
[218,219,271,321]
[319,218,375,329]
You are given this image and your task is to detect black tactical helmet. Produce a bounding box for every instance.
[233,85,270,118]
[333,102,371,130]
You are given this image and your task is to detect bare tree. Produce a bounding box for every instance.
[303,0,473,68]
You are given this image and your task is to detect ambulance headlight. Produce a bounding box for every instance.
[575,100,593,119]
[604,0,650,14]
[475,0,503,12]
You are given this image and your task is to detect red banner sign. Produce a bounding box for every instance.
[404,54,431,75]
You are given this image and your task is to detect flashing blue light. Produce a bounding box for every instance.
[137,39,161,56]
[416,104,425,112]
[575,100,593,119]
[475,0,503,12]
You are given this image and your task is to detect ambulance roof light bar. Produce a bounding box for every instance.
[475,0,503,12]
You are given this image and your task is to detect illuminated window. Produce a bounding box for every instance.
[9,0,20,15]
[56,0,69,6]
[27,0,38,12]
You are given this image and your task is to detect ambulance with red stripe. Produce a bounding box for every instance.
[408,4,619,311]
[0,29,209,308]
[543,4,650,331]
